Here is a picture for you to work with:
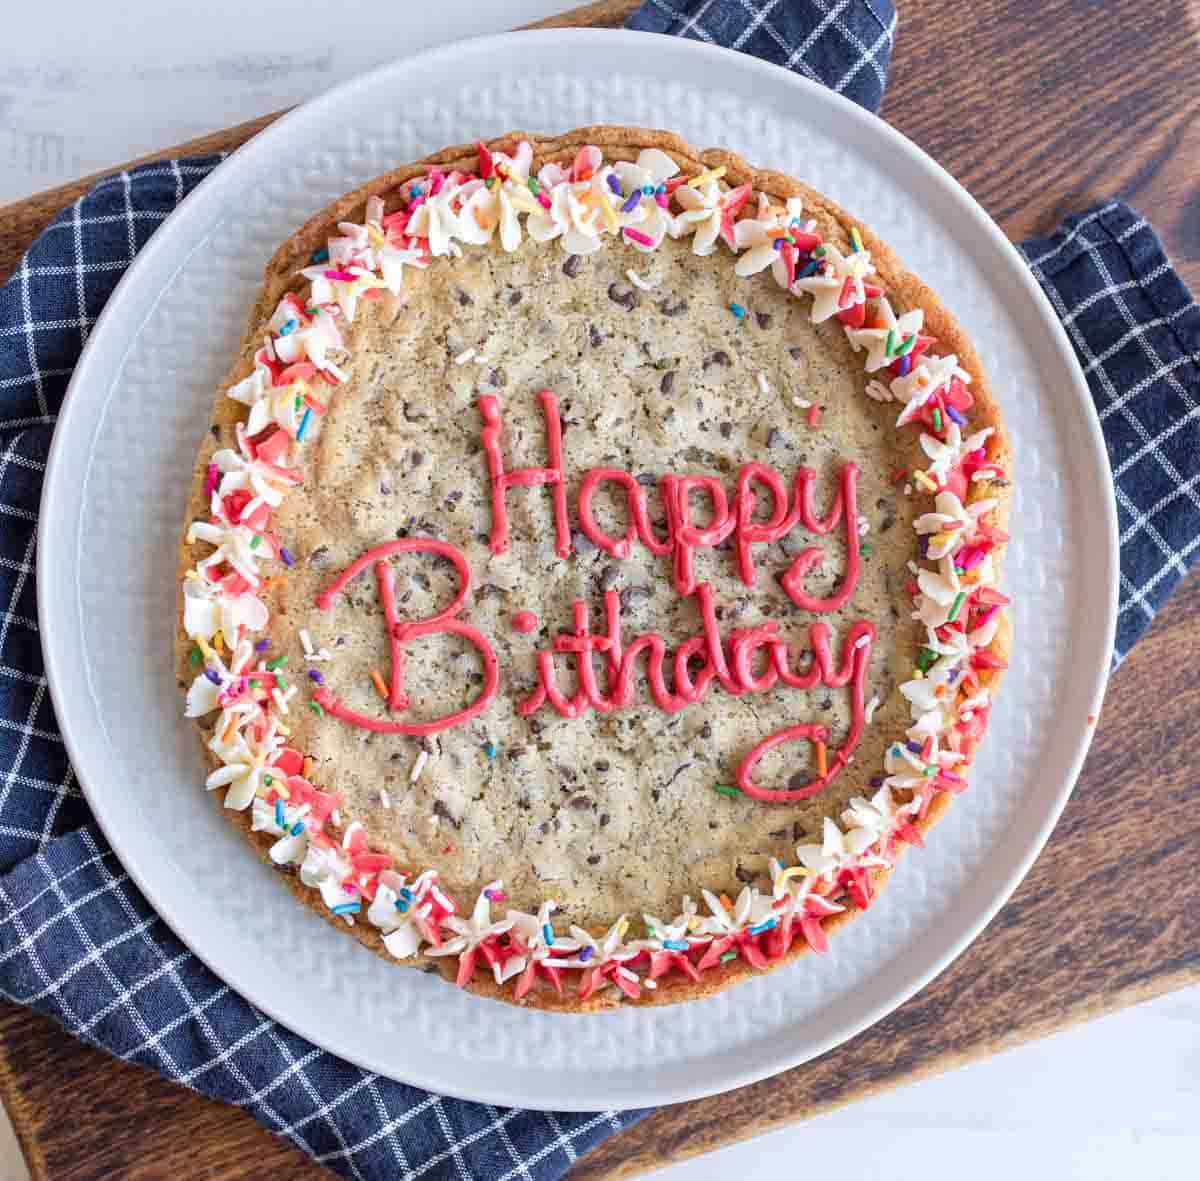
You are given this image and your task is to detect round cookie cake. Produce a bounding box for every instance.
[177,127,1012,1010]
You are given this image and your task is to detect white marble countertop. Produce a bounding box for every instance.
[2,4,1196,1179]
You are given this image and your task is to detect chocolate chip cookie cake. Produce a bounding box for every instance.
[177,127,1012,1010]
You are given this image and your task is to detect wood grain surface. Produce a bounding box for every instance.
[1,0,1197,1178]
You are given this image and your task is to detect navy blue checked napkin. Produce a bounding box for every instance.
[0,2,1195,1178]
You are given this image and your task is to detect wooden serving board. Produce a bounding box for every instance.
[1,0,1198,1177]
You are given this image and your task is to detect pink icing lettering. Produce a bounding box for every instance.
[312,538,498,734]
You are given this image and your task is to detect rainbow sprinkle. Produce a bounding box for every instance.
[370,669,389,701]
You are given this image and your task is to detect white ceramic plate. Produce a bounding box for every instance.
[37,29,1116,1111]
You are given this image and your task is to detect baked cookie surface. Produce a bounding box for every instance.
[178,128,1011,1009]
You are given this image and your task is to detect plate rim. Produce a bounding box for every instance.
[36,26,1119,1110]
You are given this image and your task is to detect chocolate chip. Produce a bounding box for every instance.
[767,428,782,448]
[403,400,428,422]
[700,722,712,740]
[735,864,755,883]
[507,290,523,306]
[607,282,639,310]
[599,812,611,827]
[589,323,604,348]
[660,370,676,395]
[704,350,731,369]
[600,565,621,592]
[788,346,805,360]
[568,794,593,810]
[620,586,652,611]
[787,770,812,791]
[756,311,772,329]
[659,298,688,317]
[455,289,473,307]
[562,254,582,278]
[778,531,806,558]
[309,545,330,565]
[379,482,393,495]
[411,449,424,466]
[719,421,733,439]
[635,472,657,487]
[489,367,508,388]
[587,854,602,865]
[432,799,461,828]
[820,697,833,711]
[768,828,788,839]
[792,821,806,842]
[594,760,611,772]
